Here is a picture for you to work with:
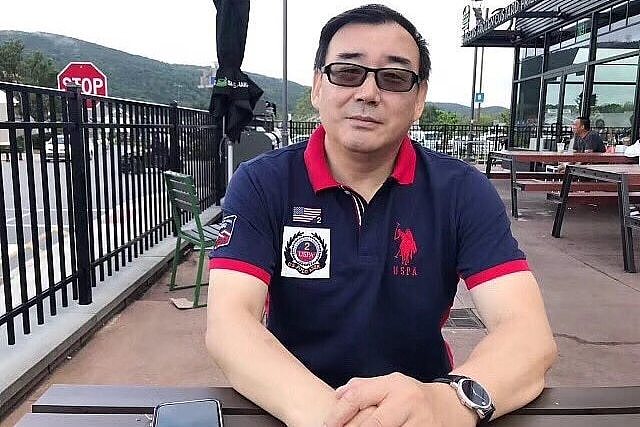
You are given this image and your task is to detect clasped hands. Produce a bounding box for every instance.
[322,372,477,427]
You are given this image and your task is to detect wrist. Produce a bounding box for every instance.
[284,389,337,427]
[429,382,478,427]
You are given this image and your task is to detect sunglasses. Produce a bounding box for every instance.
[322,62,420,92]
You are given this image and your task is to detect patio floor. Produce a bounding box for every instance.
[2,177,640,426]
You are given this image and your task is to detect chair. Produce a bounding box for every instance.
[164,171,222,309]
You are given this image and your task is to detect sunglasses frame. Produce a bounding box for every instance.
[322,62,420,93]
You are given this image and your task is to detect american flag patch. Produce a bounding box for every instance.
[292,206,322,223]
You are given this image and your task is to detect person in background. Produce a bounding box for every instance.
[571,116,606,153]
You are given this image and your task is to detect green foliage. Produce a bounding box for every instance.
[499,110,511,124]
[292,87,317,120]
[0,40,58,87]
[21,51,57,87]
[419,104,464,126]
[0,40,24,82]
[593,102,634,113]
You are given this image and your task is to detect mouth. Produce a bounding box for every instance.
[347,115,383,125]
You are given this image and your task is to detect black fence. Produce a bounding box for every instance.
[285,122,634,157]
[284,122,509,162]
[0,82,221,345]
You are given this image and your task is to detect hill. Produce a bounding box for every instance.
[0,30,306,112]
[429,102,508,117]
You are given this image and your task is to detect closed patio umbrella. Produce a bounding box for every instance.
[210,0,263,187]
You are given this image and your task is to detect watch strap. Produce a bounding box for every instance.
[432,375,495,425]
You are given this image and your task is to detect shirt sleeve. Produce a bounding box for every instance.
[456,168,529,289]
[208,164,277,286]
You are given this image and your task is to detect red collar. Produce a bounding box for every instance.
[303,125,416,193]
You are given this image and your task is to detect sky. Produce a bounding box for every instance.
[0,0,516,107]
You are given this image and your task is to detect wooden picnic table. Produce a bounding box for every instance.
[16,384,640,426]
[552,164,640,273]
[486,150,637,218]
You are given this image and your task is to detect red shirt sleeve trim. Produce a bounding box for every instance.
[209,258,271,286]
[463,259,530,290]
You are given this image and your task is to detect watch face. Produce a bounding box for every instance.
[460,379,491,408]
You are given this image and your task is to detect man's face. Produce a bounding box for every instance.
[572,119,584,135]
[311,22,428,155]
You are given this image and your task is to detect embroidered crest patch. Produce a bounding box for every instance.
[213,215,237,250]
[281,226,330,278]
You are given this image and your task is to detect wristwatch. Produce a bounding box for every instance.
[432,374,495,425]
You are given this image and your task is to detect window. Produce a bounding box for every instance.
[591,56,638,143]
[596,23,640,60]
[547,40,590,70]
[597,8,611,35]
[575,18,592,44]
[611,1,629,31]
[518,38,544,79]
[630,0,640,25]
[513,78,542,149]
[515,78,542,127]
[520,57,543,79]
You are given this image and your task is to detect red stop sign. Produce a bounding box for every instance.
[57,62,108,106]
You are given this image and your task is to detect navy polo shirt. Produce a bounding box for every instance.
[210,125,528,389]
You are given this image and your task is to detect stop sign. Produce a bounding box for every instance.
[57,62,108,103]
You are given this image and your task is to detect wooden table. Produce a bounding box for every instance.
[16,385,640,426]
[552,164,640,272]
[486,150,636,218]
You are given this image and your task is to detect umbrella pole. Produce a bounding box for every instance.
[224,117,234,184]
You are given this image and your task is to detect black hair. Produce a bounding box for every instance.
[576,116,591,130]
[313,4,431,81]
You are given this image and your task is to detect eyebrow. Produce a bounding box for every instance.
[335,52,414,67]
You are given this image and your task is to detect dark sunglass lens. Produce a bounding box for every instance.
[377,69,415,91]
[329,64,366,86]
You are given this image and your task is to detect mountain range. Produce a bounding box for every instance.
[0,31,509,117]
[0,30,307,112]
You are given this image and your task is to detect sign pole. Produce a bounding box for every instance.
[470,46,478,124]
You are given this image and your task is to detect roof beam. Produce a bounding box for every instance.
[517,11,570,20]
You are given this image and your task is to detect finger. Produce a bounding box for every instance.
[325,382,389,427]
[344,407,377,427]
[359,399,409,427]
[324,393,368,427]
[336,377,365,398]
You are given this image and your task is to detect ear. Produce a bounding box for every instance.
[412,81,429,122]
[311,71,323,110]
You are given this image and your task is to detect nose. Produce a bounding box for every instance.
[354,71,381,104]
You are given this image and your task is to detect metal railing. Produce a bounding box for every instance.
[284,122,509,162]
[284,122,634,156]
[0,82,221,345]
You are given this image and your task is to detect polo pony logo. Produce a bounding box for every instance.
[395,224,417,265]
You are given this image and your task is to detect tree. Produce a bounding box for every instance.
[499,110,511,124]
[0,40,25,82]
[292,88,317,121]
[418,104,438,126]
[419,104,465,126]
[0,40,58,88]
[21,51,57,87]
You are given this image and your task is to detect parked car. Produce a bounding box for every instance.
[44,135,94,162]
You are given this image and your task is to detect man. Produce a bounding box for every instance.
[206,5,556,426]
[572,116,606,152]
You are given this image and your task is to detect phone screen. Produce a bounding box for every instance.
[153,399,223,427]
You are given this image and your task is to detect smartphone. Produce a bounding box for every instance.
[152,399,223,427]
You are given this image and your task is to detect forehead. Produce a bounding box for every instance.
[325,22,420,67]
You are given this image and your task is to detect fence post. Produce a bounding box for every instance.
[67,85,93,305]
[169,101,180,172]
